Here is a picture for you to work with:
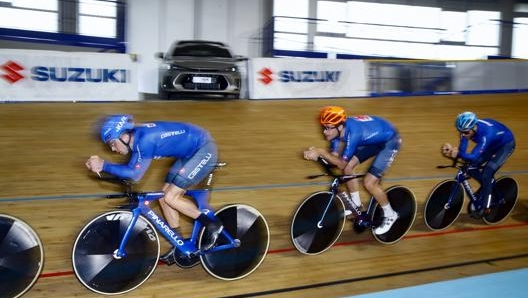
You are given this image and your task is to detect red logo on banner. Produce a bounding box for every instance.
[258,67,273,85]
[0,61,25,84]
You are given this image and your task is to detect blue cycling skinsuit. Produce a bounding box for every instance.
[457,118,515,205]
[102,121,218,188]
[329,115,401,178]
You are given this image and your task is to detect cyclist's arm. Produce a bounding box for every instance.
[329,139,340,154]
[457,135,486,162]
[102,153,152,181]
[341,130,359,164]
[316,149,348,169]
[323,131,358,170]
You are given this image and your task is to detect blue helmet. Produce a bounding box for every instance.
[100,114,134,143]
[455,111,478,131]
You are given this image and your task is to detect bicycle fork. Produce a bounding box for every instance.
[114,208,142,259]
[317,179,342,228]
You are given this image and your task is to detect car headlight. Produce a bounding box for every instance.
[224,66,238,72]
[160,63,183,70]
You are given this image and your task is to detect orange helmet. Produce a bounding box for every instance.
[319,106,347,126]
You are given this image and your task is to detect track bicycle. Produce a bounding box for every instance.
[424,158,518,230]
[290,157,417,255]
[72,162,270,295]
[0,214,44,298]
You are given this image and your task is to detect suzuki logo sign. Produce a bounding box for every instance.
[258,67,273,85]
[1,61,25,84]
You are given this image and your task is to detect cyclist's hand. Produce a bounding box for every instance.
[441,143,453,157]
[303,147,319,161]
[86,155,104,174]
[441,143,459,158]
[449,147,458,158]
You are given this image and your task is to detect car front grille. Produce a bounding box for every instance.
[180,74,229,90]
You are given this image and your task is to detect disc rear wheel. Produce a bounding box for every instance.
[0,214,44,298]
[372,186,417,244]
[483,176,518,224]
[200,204,270,280]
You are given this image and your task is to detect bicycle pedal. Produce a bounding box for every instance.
[353,218,370,234]
[353,222,367,234]
[469,208,487,219]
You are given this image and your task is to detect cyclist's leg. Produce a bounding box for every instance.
[481,142,515,210]
[164,142,218,215]
[343,156,363,211]
[367,135,401,235]
[159,160,184,229]
[346,145,381,211]
[162,142,221,255]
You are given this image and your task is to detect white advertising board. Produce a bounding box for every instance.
[248,58,368,99]
[0,49,138,101]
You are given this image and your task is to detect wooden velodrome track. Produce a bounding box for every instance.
[1,93,528,298]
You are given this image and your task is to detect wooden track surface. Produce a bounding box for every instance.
[1,93,528,297]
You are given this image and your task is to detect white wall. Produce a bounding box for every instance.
[127,0,271,94]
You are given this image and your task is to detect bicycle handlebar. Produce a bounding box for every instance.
[90,172,138,200]
[95,173,136,185]
[307,157,365,182]
[437,157,461,169]
[436,158,481,171]
[306,173,329,179]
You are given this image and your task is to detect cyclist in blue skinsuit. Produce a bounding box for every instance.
[442,111,515,218]
[303,106,401,235]
[85,114,223,265]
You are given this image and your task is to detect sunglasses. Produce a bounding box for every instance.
[322,125,337,132]
[460,130,473,136]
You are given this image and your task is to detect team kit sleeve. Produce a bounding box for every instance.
[102,152,152,182]
[341,129,358,161]
[458,132,488,162]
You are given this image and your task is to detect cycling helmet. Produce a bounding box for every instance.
[320,106,347,126]
[455,111,478,132]
[100,114,134,143]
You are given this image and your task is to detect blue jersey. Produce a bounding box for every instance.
[458,118,514,162]
[330,115,398,161]
[102,121,213,181]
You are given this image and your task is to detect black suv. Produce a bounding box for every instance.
[156,40,246,99]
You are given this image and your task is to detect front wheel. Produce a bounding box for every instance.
[200,204,270,280]
[424,179,464,230]
[72,211,160,295]
[483,176,518,224]
[290,191,345,255]
[371,186,417,244]
[0,214,44,298]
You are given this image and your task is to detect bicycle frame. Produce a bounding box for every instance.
[444,162,496,211]
[314,157,368,224]
[114,170,237,259]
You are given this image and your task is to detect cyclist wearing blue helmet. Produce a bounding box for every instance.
[85,114,223,265]
[442,111,515,218]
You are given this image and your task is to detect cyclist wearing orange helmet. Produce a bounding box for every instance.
[304,106,401,235]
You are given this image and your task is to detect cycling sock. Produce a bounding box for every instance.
[349,191,362,208]
[381,203,396,217]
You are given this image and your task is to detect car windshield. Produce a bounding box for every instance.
[170,44,232,58]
